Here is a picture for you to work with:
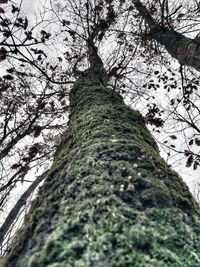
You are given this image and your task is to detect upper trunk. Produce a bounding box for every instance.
[2,66,200,266]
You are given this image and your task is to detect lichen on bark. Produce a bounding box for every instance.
[2,67,200,267]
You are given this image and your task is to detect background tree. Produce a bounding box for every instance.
[128,0,200,170]
[0,0,200,262]
[132,0,200,71]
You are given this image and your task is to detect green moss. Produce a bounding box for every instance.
[140,188,173,208]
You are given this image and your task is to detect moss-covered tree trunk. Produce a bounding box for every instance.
[2,62,200,266]
[133,0,200,72]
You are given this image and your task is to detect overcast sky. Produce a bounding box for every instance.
[15,0,40,14]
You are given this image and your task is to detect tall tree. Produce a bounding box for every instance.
[1,0,200,265]
[2,33,200,267]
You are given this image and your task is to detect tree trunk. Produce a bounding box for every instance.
[2,66,200,267]
[0,171,47,248]
[133,0,200,72]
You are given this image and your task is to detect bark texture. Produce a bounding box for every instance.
[2,67,200,267]
[133,0,200,71]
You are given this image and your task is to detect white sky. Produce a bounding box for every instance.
[14,0,41,16]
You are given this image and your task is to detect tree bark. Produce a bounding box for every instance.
[2,65,200,266]
[133,0,200,72]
